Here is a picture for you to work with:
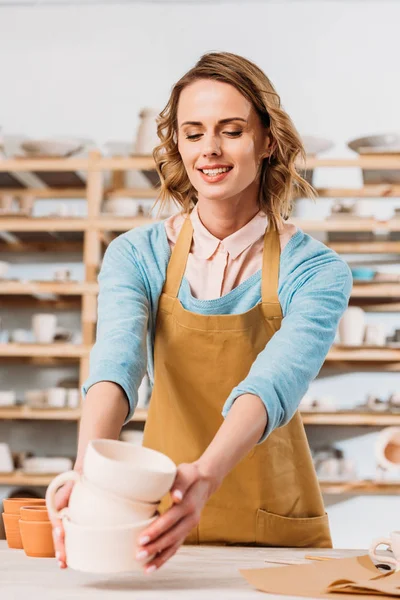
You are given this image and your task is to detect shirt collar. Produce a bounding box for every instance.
[190,205,268,260]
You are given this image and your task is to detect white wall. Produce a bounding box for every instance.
[1,1,400,549]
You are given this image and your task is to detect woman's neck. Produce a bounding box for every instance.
[196,197,260,240]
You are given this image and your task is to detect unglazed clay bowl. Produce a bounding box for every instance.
[20,506,50,522]
[83,439,177,503]
[2,512,23,548]
[3,498,45,515]
[46,470,158,526]
[19,519,55,558]
[63,516,156,573]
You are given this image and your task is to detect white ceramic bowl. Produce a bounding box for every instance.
[83,439,177,503]
[64,516,156,573]
[0,391,16,407]
[302,135,334,156]
[0,261,9,278]
[46,470,158,526]
[21,138,83,157]
[0,443,14,473]
[102,197,139,216]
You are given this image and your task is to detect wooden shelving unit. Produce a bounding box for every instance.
[319,481,400,495]
[1,153,400,493]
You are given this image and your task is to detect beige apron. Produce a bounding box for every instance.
[143,216,332,548]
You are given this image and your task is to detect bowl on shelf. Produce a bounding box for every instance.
[0,261,9,279]
[347,133,400,184]
[0,390,17,407]
[102,197,140,216]
[21,456,73,475]
[298,135,334,186]
[21,138,84,158]
[24,389,48,409]
[351,267,376,282]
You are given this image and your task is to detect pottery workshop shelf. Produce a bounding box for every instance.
[2,153,400,491]
[302,412,400,426]
[0,343,89,358]
[319,481,400,495]
[0,407,148,422]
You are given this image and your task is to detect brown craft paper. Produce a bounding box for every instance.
[241,554,400,599]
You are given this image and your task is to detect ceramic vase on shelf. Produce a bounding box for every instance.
[338,307,366,346]
[375,427,400,480]
[32,314,57,344]
[133,108,160,155]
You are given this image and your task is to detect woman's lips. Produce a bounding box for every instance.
[198,167,233,184]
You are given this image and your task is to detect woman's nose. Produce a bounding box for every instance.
[201,135,222,156]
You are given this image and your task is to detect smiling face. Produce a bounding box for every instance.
[177,79,270,210]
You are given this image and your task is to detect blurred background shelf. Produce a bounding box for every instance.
[319,481,400,495]
[302,412,400,426]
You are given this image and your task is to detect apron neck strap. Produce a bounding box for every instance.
[163,216,193,298]
[163,214,281,303]
[261,225,281,304]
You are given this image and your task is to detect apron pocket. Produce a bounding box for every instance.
[255,509,332,548]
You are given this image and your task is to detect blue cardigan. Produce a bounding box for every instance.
[82,220,352,442]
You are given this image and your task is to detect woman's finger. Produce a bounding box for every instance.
[143,542,181,574]
[138,499,189,546]
[170,463,198,504]
[52,518,67,568]
[136,514,195,561]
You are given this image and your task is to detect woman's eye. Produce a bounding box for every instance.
[224,131,242,137]
[186,133,202,140]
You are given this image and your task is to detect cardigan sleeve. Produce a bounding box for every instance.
[81,234,149,423]
[221,259,352,442]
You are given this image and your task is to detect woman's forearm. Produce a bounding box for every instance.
[195,393,268,493]
[74,381,129,472]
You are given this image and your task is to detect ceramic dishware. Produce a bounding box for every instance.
[338,307,366,346]
[11,329,30,343]
[46,470,158,526]
[82,439,177,503]
[348,133,400,185]
[0,261,9,278]
[375,427,400,473]
[0,443,14,473]
[0,390,16,407]
[24,389,47,408]
[32,314,57,343]
[19,506,55,558]
[369,531,400,569]
[2,498,45,548]
[364,324,387,346]
[63,515,156,573]
[67,388,80,409]
[47,387,67,408]
[134,108,160,155]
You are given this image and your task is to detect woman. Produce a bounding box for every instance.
[53,51,352,573]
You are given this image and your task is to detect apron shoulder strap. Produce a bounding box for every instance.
[262,225,281,304]
[163,216,193,298]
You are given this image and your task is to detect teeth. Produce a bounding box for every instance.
[202,167,231,176]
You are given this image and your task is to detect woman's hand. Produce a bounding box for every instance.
[135,461,219,574]
[50,480,74,569]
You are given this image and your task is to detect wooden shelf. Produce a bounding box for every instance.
[0,471,53,487]
[0,343,89,358]
[291,218,400,232]
[328,241,400,254]
[316,185,400,198]
[351,283,400,298]
[0,217,87,232]
[0,407,81,421]
[0,281,97,295]
[302,412,400,426]
[320,481,400,495]
[327,347,400,362]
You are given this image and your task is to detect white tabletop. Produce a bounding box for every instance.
[0,542,365,600]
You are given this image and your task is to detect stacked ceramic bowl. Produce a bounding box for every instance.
[46,439,177,573]
[2,497,55,557]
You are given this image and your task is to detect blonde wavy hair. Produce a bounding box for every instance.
[153,51,314,229]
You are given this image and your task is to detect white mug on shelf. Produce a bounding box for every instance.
[364,323,386,347]
[67,389,80,409]
[32,313,57,344]
[369,532,400,570]
[338,307,366,346]
[47,387,67,408]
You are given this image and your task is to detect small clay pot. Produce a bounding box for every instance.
[3,497,45,515]
[2,512,23,548]
[20,506,50,522]
[19,519,55,558]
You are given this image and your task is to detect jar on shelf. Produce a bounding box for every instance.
[133,108,160,155]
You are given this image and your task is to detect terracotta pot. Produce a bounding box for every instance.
[3,497,45,515]
[2,512,23,548]
[20,506,50,522]
[19,519,55,558]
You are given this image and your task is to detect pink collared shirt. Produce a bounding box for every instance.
[164,206,296,300]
